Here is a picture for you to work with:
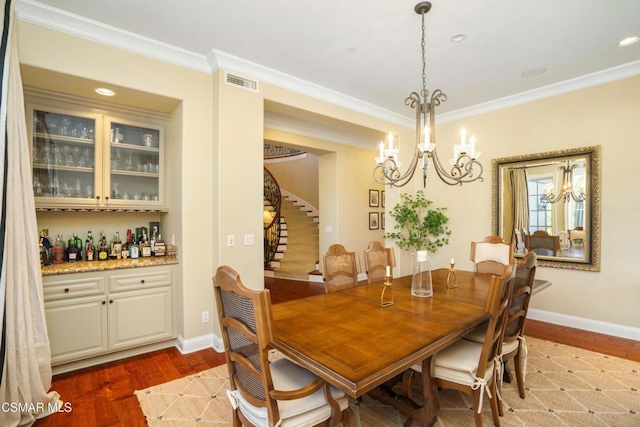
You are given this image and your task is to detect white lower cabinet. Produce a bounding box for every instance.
[43,265,176,368]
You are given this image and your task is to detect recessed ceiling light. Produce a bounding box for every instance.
[450,33,466,43]
[521,67,547,78]
[616,36,639,47]
[95,87,115,96]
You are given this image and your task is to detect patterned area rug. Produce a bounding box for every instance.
[135,337,639,426]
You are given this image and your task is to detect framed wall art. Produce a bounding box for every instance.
[369,212,380,230]
[369,189,379,207]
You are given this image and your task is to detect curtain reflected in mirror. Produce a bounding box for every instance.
[492,146,600,271]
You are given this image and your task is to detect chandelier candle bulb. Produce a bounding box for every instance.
[386,265,391,276]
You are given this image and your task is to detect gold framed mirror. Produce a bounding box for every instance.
[492,146,601,271]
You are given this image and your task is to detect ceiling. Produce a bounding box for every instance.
[17,0,640,127]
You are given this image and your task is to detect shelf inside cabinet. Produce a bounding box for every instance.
[111,142,159,153]
[33,164,94,173]
[34,133,95,146]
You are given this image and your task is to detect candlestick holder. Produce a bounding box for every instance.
[446,262,458,289]
[380,274,394,307]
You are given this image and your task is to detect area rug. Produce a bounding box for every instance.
[135,337,639,426]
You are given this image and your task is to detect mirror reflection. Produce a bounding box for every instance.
[492,146,601,271]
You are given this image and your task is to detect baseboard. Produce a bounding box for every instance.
[175,333,224,354]
[528,308,640,341]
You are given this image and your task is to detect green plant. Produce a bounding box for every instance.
[383,190,451,253]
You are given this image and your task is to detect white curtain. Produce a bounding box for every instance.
[0,1,60,425]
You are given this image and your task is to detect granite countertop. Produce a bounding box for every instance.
[41,255,179,276]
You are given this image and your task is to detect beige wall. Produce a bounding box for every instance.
[394,76,640,332]
[266,154,319,208]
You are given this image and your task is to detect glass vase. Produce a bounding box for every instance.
[411,250,433,297]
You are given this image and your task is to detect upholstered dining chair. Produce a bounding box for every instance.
[363,241,396,285]
[322,244,361,293]
[470,235,514,275]
[464,252,537,415]
[403,260,517,427]
[525,230,560,256]
[213,266,352,427]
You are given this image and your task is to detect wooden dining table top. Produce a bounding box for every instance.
[271,268,551,398]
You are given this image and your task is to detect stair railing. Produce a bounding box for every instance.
[263,168,282,267]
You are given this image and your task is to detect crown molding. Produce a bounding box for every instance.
[438,60,640,123]
[15,0,211,73]
[16,0,640,131]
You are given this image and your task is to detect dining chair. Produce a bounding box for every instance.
[363,240,396,285]
[464,252,537,414]
[213,265,352,427]
[525,230,560,256]
[470,235,514,275]
[403,260,517,427]
[321,244,361,293]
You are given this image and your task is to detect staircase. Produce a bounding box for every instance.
[268,196,320,281]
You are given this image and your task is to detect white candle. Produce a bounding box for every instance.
[379,142,384,159]
[451,258,455,265]
[386,265,391,276]
[388,132,393,150]
[424,125,430,144]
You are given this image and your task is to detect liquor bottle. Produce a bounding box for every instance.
[40,229,53,266]
[140,230,151,257]
[66,233,80,262]
[154,233,166,257]
[129,235,140,259]
[84,231,94,261]
[110,231,123,260]
[39,230,51,266]
[121,229,132,259]
[52,234,66,264]
[97,231,109,261]
[74,233,83,260]
[150,226,158,255]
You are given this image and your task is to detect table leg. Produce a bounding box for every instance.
[367,357,438,427]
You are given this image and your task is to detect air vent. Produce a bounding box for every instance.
[225,73,258,92]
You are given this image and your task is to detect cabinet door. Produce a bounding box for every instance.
[107,286,174,351]
[28,105,103,209]
[104,117,165,210]
[45,295,108,365]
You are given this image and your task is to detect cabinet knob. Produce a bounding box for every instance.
[105,196,110,202]
[102,300,106,305]
[109,299,113,304]
[140,279,145,284]
[64,288,69,293]
[96,196,100,201]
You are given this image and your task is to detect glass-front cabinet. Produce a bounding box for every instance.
[27,96,167,211]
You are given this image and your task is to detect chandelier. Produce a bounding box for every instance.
[540,161,586,205]
[373,1,484,188]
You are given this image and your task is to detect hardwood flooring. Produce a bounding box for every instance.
[33,277,639,426]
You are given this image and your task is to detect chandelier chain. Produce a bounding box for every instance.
[421,10,427,95]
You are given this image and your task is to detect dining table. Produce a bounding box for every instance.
[270,268,551,427]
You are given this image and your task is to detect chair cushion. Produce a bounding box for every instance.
[411,340,494,387]
[463,324,487,344]
[233,357,348,427]
[501,339,519,355]
[476,242,510,265]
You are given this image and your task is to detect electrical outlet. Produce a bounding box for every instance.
[201,311,209,323]
[244,234,255,245]
[227,235,235,247]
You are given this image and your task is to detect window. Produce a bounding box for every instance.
[528,177,552,233]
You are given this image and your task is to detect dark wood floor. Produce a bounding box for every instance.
[33,276,639,426]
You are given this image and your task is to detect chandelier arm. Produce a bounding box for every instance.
[373,146,423,187]
[428,149,484,186]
